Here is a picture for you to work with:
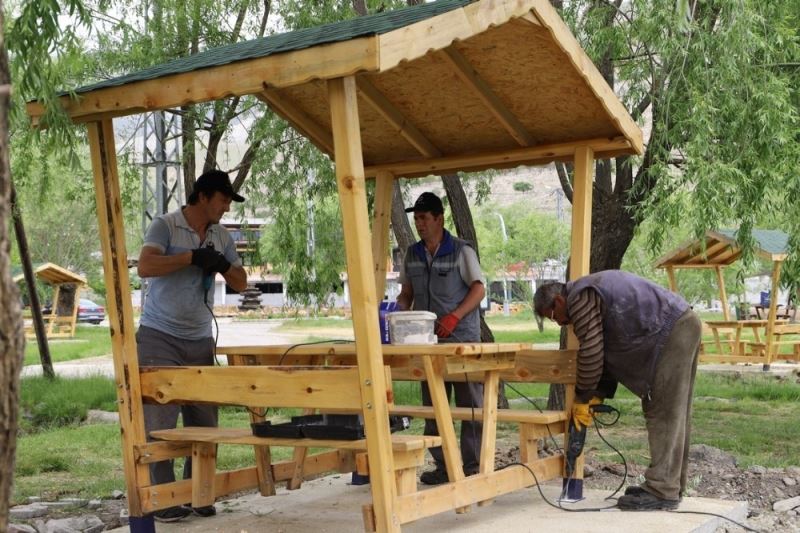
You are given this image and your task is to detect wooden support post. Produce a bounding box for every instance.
[666,266,677,293]
[87,120,150,519]
[715,266,730,321]
[765,260,783,367]
[48,285,60,336]
[372,170,394,301]
[191,442,217,508]
[477,369,499,507]
[328,76,399,533]
[563,145,594,498]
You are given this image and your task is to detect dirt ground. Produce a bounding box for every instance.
[18,441,798,532]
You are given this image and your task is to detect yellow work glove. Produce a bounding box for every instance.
[571,397,603,431]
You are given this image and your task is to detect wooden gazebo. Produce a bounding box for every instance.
[656,229,796,366]
[14,262,87,338]
[27,0,642,531]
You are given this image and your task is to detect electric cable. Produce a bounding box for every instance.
[503,381,563,453]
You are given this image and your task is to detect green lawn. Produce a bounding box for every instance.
[24,325,112,366]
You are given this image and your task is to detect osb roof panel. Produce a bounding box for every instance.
[12,263,86,285]
[655,229,789,268]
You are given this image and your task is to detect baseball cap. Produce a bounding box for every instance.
[404,192,443,215]
[194,170,245,202]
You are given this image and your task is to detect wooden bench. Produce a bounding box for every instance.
[750,324,800,362]
[149,427,442,507]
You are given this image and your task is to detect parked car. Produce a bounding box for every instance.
[77,299,106,324]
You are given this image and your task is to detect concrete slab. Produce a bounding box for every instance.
[108,474,747,533]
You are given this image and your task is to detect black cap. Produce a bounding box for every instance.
[405,192,443,215]
[194,170,245,202]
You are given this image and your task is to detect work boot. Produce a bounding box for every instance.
[190,505,216,517]
[419,468,448,485]
[624,485,646,496]
[617,490,679,511]
[153,505,192,523]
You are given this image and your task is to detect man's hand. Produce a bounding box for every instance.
[191,248,221,272]
[436,313,460,338]
[571,397,603,431]
[212,253,231,274]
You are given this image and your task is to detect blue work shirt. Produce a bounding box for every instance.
[139,208,242,339]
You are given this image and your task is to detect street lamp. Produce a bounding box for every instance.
[494,213,510,317]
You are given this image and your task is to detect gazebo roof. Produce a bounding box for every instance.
[13,262,87,285]
[655,229,789,268]
[27,0,642,177]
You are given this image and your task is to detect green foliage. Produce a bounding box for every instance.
[512,181,532,192]
[18,375,117,431]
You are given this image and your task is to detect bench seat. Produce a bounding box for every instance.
[150,426,441,452]
[389,405,567,425]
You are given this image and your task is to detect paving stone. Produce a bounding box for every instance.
[773,495,800,512]
[87,499,102,510]
[42,515,104,533]
[783,477,797,487]
[111,490,125,500]
[119,508,130,526]
[27,496,41,503]
[9,503,48,519]
[85,410,119,424]
[39,501,75,510]
[8,524,37,533]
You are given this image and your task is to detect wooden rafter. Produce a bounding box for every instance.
[356,77,442,158]
[257,89,335,155]
[438,47,533,147]
[363,136,630,178]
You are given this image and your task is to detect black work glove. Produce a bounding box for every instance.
[191,248,221,272]
[212,253,231,274]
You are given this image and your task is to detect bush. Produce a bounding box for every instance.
[512,181,532,192]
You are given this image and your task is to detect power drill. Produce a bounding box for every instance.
[563,403,614,499]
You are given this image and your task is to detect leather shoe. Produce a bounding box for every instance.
[191,505,216,517]
[618,491,679,511]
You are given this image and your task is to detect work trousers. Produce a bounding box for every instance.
[421,380,483,473]
[137,325,218,486]
[641,309,702,500]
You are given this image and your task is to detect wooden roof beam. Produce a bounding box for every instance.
[257,89,335,155]
[27,36,380,126]
[439,47,533,147]
[364,136,630,178]
[355,77,442,158]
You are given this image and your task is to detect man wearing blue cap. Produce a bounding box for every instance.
[397,192,486,485]
[136,169,248,521]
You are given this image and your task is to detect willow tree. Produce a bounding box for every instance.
[555,0,799,275]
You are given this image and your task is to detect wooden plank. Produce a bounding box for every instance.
[191,442,217,508]
[218,342,528,357]
[356,77,442,158]
[140,467,259,513]
[389,405,567,424]
[134,441,192,465]
[87,119,149,516]
[378,0,537,72]
[478,370,500,506]
[28,37,380,125]
[505,349,576,384]
[363,136,632,179]
[139,366,365,409]
[444,351,515,374]
[394,455,563,524]
[257,88,335,155]
[666,266,677,293]
[765,260,783,365]
[529,0,643,154]
[328,75,399,533]
[439,47,533,147]
[371,171,394,301]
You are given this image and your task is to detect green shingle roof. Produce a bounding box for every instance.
[71,0,475,95]
[716,229,789,256]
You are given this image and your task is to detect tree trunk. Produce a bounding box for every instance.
[441,174,506,406]
[390,181,415,255]
[1,10,26,526]
[10,181,53,378]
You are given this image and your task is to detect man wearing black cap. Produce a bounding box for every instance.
[397,192,486,485]
[136,169,247,522]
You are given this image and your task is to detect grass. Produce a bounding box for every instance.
[24,325,112,366]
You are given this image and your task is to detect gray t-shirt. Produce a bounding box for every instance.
[139,208,242,339]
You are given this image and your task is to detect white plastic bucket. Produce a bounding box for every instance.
[387,311,437,345]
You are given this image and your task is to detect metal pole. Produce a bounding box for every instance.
[494,213,510,316]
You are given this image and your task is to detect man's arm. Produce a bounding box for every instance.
[222,264,248,293]
[137,246,192,278]
[450,280,484,319]
[571,288,606,402]
[397,282,414,310]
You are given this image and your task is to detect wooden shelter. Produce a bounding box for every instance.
[27,0,642,531]
[14,262,86,338]
[656,229,797,366]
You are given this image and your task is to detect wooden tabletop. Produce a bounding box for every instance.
[705,319,788,327]
[218,342,530,356]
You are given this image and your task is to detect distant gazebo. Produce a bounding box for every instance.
[15,262,87,338]
[655,229,794,366]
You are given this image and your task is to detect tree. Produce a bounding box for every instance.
[553,0,799,276]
